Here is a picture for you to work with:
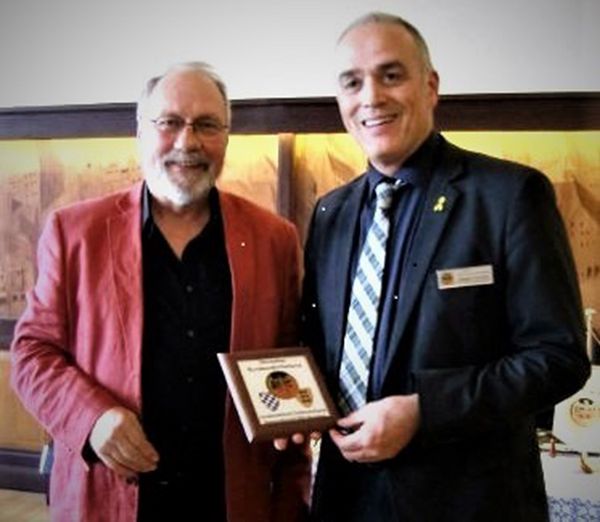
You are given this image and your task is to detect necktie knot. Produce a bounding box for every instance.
[375,180,402,211]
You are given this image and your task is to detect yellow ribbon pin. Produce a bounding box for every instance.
[433,195,447,212]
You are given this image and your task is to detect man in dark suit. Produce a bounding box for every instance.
[302,12,590,521]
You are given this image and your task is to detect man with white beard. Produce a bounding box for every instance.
[11,62,309,522]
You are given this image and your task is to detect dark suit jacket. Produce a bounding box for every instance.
[303,135,590,521]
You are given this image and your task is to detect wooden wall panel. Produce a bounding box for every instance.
[1,94,599,139]
[0,352,45,451]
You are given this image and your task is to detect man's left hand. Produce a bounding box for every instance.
[329,394,420,463]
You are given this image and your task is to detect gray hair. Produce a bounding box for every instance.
[338,12,434,72]
[136,61,231,124]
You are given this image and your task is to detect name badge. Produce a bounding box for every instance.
[436,264,494,290]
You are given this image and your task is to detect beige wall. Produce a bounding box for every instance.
[0,0,598,109]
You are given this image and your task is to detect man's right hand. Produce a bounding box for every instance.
[89,406,159,479]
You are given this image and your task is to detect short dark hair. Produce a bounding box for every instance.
[338,12,434,72]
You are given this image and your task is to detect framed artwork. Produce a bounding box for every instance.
[0,94,598,466]
[1,93,599,344]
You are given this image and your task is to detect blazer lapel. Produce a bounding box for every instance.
[219,193,253,353]
[107,183,144,375]
[381,150,462,382]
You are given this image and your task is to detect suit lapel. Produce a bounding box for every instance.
[107,183,144,373]
[381,147,462,382]
[326,176,367,374]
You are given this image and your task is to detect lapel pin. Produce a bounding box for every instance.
[433,195,447,213]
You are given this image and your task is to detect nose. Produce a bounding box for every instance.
[360,77,384,107]
[173,124,202,151]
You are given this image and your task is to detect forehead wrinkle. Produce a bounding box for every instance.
[147,72,227,121]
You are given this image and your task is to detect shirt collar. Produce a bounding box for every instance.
[365,132,439,195]
[142,183,152,228]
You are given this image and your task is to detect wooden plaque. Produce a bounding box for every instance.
[218,347,339,442]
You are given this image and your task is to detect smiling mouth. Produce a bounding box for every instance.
[165,159,210,171]
[361,115,397,128]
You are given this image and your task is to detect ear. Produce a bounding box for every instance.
[426,69,440,108]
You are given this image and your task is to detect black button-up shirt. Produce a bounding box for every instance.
[140,187,231,521]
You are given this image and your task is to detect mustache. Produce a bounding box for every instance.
[162,151,211,168]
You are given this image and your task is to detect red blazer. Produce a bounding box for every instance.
[11,182,308,522]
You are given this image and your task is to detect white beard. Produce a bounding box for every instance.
[144,163,217,208]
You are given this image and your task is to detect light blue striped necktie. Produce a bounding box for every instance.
[338,179,401,414]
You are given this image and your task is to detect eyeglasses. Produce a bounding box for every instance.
[149,116,229,137]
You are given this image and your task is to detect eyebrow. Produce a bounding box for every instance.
[338,60,405,80]
[338,70,357,83]
[377,60,405,73]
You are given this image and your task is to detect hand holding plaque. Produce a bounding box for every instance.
[217,347,339,442]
